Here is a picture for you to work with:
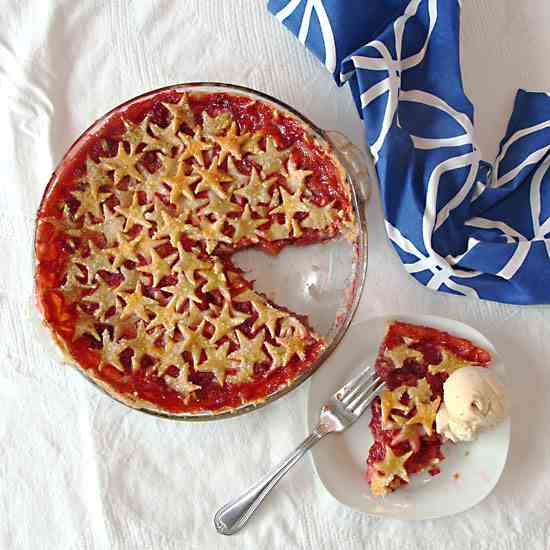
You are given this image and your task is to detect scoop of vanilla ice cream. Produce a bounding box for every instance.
[436,366,507,443]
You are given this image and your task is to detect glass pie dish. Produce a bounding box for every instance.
[32,82,370,420]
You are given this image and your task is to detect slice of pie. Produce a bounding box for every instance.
[34,89,356,415]
[366,321,492,496]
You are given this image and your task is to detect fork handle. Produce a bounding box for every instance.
[214,427,327,535]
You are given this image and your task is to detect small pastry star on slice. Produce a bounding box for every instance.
[155,210,191,248]
[201,111,232,137]
[406,378,432,405]
[251,135,290,176]
[406,396,442,436]
[205,302,248,343]
[82,241,116,282]
[428,349,472,376]
[269,186,309,229]
[127,322,159,371]
[275,332,307,364]
[179,128,211,166]
[233,167,275,211]
[114,192,152,231]
[229,204,267,243]
[201,191,241,220]
[193,157,234,199]
[285,156,313,192]
[162,159,200,204]
[180,323,214,367]
[80,157,112,195]
[172,243,212,284]
[146,296,182,338]
[70,185,111,221]
[89,204,126,247]
[198,261,230,299]
[116,266,147,293]
[163,273,202,309]
[100,142,144,184]
[143,122,183,155]
[229,330,268,369]
[384,344,424,369]
[137,248,178,287]
[82,279,120,320]
[374,445,413,484]
[195,340,232,385]
[98,329,128,372]
[72,314,101,342]
[162,93,196,131]
[121,117,150,152]
[242,131,264,155]
[238,292,288,338]
[379,386,411,428]
[164,361,201,397]
[153,338,188,376]
[390,424,422,453]
[117,282,156,321]
[301,200,337,230]
[106,233,142,269]
[226,156,250,190]
[264,341,287,370]
[211,122,249,162]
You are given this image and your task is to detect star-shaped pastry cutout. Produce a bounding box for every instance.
[195,340,231,385]
[106,233,142,269]
[177,301,207,331]
[196,217,232,254]
[164,361,201,397]
[384,344,424,369]
[98,329,128,372]
[114,192,152,231]
[380,386,410,428]
[229,204,267,243]
[146,296,182,338]
[143,122,183,155]
[72,314,100,342]
[242,131,264,155]
[275,332,307,364]
[201,111,232,137]
[89,204,126,247]
[285,156,313,192]
[251,136,290,176]
[229,330,267,368]
[233,168,275,211]
[269,186,309,228]
[180,323,214,367]
[60,263,90,302]
[264,342,287,370]
[406,378,432,405]
[82,280,120,320]
[121,117,150,152]
[406,397,442,436]
[226,156,250,191]
[127,322,159,371]
[137,248,178,287]
[83,241,116,282]
[428,350,472,376]
[116,266,146,293]
[179,128,211,166]
[259,221,290,241]
[136,232,168,262]
[205,302,248,343]
[390,423,422,453]
[370,470,393,497]
[172,243,211,284]
[279,317,307,338]
[162,159,199,203]
[201,191,241,220]
[71,183,111,221]
[301,200,337,230]
[117,282,155,321]
[162,93,196,131]
[154,338,188,376]
[198,261,230,299]
[211,122,249,162]
[193,156,233,199]
[234,290,288,338]
[155,210,191,248]
[374,445,413,484]
[100,142,144,184]
[163,273,202,309]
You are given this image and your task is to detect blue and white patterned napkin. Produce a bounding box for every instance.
[268,0,550,304]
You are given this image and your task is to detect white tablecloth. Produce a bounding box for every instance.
[2,1,550,548]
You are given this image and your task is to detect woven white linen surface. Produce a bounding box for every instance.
[1,1,550,548]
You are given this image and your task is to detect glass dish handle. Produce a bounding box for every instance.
[324,130,372,206]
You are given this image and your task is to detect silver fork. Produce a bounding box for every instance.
[213,365,384,535]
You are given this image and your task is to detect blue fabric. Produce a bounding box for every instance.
[268,0,550,304]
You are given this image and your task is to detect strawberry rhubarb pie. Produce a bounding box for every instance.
[35,88,357,415]
[366,321,506,496]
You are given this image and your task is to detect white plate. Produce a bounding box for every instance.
[306,314,511,520]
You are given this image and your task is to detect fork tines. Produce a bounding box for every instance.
[336,365,384,417]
